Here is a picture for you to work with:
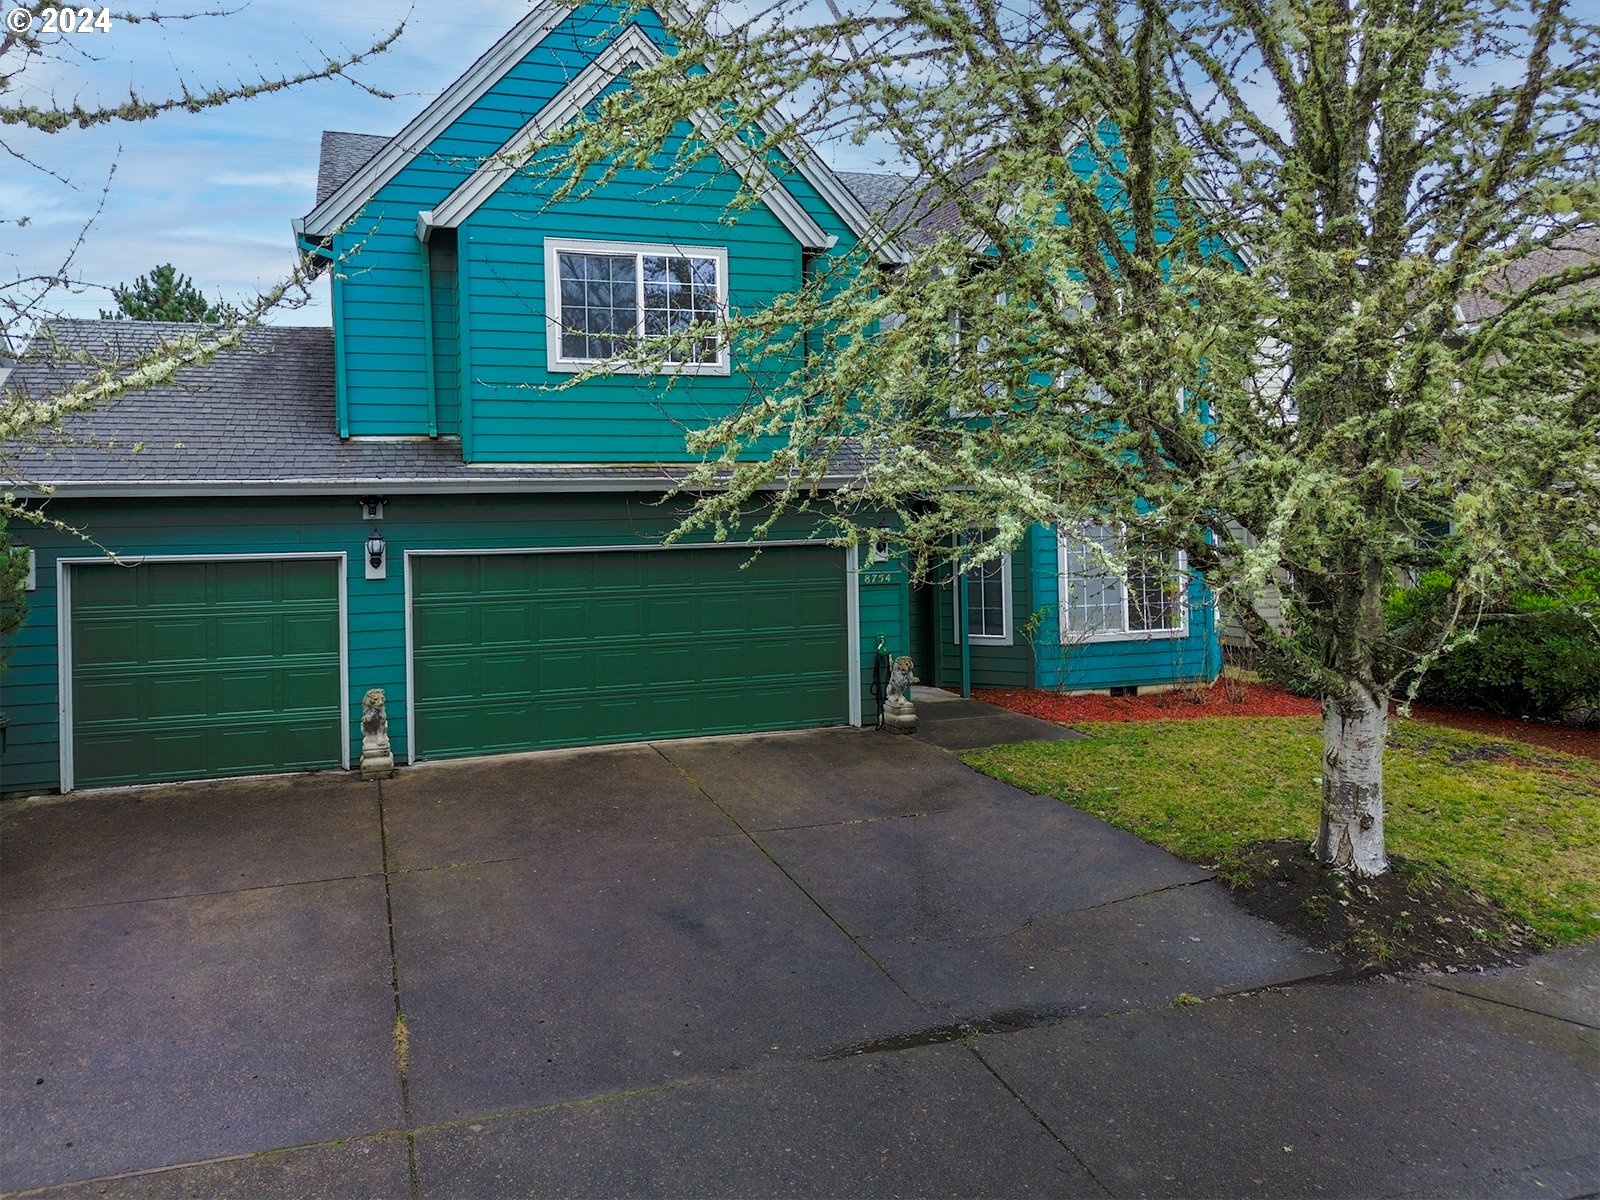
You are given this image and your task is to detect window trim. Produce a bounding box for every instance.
[1058,524,1189,644]
[543,237,730,376]
[951,546,1013,646]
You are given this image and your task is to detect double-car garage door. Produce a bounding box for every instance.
[61,546,849,788]
[409,546,849,760]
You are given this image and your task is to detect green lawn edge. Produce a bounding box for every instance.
[962,716,1600,945]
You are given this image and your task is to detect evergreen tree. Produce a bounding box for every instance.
[99,264,238,324]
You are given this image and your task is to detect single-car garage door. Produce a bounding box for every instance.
[68,558,344,789]
[410,546,849,759]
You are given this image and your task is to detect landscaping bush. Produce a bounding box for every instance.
[1389,564,1600,723]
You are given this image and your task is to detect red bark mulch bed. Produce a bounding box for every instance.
[974,682,1600,761]
[973,680,1319,723]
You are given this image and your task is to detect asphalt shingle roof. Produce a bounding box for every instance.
[4,320,689,493]
[315,131,390,207]
[1457,228,1600,324]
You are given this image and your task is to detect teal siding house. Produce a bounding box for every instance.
[1,1,1218,795]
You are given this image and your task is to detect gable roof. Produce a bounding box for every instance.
[298,3,576,241]
[417,23,831,250]
[298,0,906,263]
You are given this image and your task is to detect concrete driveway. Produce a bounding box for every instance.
[2,721,1596,1198]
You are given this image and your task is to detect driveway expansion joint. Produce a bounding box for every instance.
[1418,976,1600,1031]
[375,779,422,1200]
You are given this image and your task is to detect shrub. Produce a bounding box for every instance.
[1388,562,1600,723]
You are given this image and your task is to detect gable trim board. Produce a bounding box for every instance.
[417,23,833,252]
[299,3,576,241]
[54,552,352,793]
[401,541,863,765]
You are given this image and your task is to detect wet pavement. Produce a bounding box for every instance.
[2,718,1596,1199]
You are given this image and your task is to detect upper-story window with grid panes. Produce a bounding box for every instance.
[543,238,729,375]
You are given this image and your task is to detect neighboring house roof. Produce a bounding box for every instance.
[316,131,389,206]
[4,321,696,496]
[1457,227,1600,324]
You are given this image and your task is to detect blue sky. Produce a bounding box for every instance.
[4,0,893,328]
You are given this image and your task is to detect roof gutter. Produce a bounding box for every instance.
[5,474,864,499]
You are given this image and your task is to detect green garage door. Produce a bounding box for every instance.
[70,559,343,788]
[411,546,849,759]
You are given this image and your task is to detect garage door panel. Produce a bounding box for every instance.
[282,612,340,654]
[647,644,695,680]
[141,563,208,606]
[537,601,589,641]
[478,602,534,645]
[72,618,141,667]
[214,560,274,603]
[593,597,644,637]
[145,670,214,720]
[414,603,479,649]
[216,613,275,658]
[73,676,140,723]
[480,652,534,698]
[412,547,847,760]
[535,649,589,693]
[276,560,339,601]
[70,560,341,789]
[414,654,481,700]
[141,616,209,663]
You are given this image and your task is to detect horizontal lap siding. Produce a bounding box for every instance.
[336,4,650,439]
[1032,527,1221,691]
[334,7,863,465]
[0,496,889,794]
[459,127,805,463]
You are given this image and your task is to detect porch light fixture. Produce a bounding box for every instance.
[873,527,892,563]
[365,528,387,581]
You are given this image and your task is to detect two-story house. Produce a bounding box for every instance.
[1,0,1219,794]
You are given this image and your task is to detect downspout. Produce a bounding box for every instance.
[331,255,350,440]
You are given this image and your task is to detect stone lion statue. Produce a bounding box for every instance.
[361,688,388,739]
[886,656,917,707]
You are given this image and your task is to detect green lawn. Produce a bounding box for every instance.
[963,717,1600,945]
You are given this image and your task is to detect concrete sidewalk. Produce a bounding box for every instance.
[2,724,1595,1199]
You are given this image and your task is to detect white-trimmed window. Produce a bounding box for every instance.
[1060,523,1187,640]
[544,238,729,374]
[952,535,1012,645]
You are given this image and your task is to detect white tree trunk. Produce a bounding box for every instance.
[1315,687,1390,877]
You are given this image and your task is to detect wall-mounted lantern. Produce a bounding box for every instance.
[871,527,892,564]
[365,528,387,581]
